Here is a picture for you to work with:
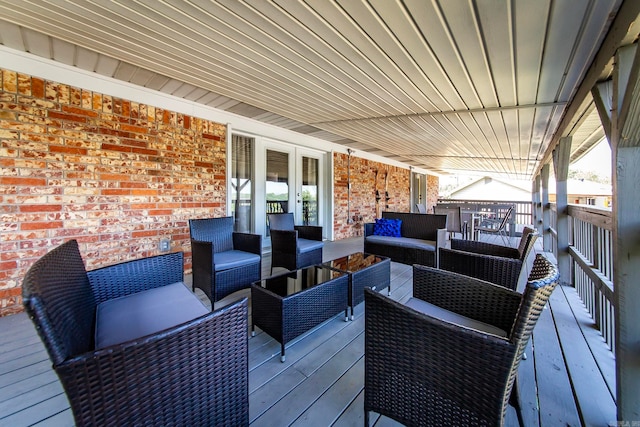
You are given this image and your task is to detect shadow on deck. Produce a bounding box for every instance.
[0,236,616,426]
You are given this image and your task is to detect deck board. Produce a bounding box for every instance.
[0,236,616,426]
[550,286,616,426]
[531,295,582,427]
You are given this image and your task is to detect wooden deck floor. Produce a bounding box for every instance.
[0,236,616,426]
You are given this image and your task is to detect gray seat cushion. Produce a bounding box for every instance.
[298,238,324,253]
[365,235,436,251]
[405,297,507,337]
[214,249,261,271]
[95,282,208,349]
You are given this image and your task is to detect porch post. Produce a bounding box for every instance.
[553,137,572,286]
[540,164,551,252]
[532,175,541,234]
[611,43,640,422]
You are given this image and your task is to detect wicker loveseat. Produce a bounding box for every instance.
[364,211,447,267]
[22,240,249,426]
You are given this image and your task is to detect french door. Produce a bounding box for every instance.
[264,142,322,230]
[230,134,324,242]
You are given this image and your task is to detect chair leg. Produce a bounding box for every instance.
[510,382,525,427]
[364,410,369,427]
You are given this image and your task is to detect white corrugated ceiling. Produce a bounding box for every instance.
[0,0,630,179]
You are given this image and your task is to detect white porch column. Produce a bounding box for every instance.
[612,43,640,422]
[553,137,572,286]
[532,175,542,234]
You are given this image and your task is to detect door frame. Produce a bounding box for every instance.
[232,136,327,242]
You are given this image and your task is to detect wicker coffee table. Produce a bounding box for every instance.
[251,265,348,362]
[322,252,391,320]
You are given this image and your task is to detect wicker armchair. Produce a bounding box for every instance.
[22,239,249,426]
[189,216,262,302]
[267,212,323,272]
[438,227,538,290]
[364,254,559,427]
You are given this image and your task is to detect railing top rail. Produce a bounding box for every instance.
[566,204,613,230]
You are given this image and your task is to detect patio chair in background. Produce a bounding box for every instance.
[434,204,466,239]
[267,212,324,272]
[22,240,249,426]
[476,205,514,246]
[189,216,262,303]
[438,227,538,290]
[364,254,559,427]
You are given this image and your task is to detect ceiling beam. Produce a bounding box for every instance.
[311,102,566,125]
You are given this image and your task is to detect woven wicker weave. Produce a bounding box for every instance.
[439,227,538,290]
[251,265,348,361]
[190,216,262,302]
[22,240,249,426]
[364,212,447,267]
[364,254,559,426]
[268,213,323,272]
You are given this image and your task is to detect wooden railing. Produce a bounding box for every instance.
[437,199,533,235]
[569,205,615,352]
[551,203,615,352]
[442,198,615,352]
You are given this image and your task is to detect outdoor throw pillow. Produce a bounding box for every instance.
[373,218,402,237]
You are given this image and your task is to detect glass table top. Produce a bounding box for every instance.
[322,252,387,273]
[254,265,345,298]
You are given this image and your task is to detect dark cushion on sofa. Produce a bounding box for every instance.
[365,235,437,251]
[373,218,402,237]
[95,282,208,349]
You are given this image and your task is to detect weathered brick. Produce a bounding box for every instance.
[32,78,45,98]
[0,67,437,317]
[2,70,17,93]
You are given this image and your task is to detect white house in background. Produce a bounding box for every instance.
[445,176,531,201]
[444,176,611,208]
[550,179,612,208]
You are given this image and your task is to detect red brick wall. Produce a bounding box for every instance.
[427,174,440,213]
[333,152,412,239]
[0,69,226,316]
[0,68,441,317]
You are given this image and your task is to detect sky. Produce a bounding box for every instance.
[439,139,612,191]
[571,139,611,176]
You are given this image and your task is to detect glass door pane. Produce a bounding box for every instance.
[301,156,319,225]
[231,135,253,232]
[412,172,426,213]
[266,149,290,233]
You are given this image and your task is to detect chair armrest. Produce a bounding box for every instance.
[294,225,322,241]
[412,264,521,332]
[450,239,520,259]
[364,289,517,418]
[57,298,249,426]
[438,248,524,290]
[88,252,184,305]
[233,232,262,255]
[364,223,374,237]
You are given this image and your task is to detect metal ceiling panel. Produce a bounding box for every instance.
[0,0,626,179]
